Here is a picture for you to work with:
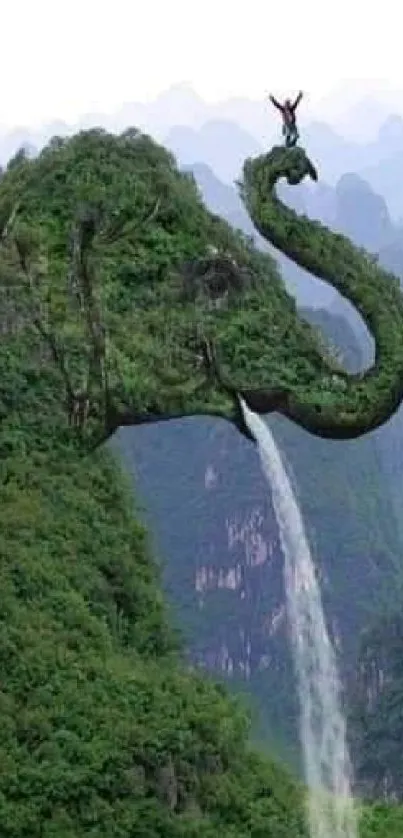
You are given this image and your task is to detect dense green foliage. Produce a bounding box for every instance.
[359,804,403,837]
[0,128,402,835]
[0,401,310,834]
[240,145,403,437]
[0,129,351,449]
[0,129,316,837]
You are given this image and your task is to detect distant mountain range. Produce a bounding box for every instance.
[3,83,403,216]
[165,121,263,184]
[4,89,403,349]
[167,113,403,219]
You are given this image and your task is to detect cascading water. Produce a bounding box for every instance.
[241,401,358,838]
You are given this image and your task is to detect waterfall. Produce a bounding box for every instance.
[241,402,358,838]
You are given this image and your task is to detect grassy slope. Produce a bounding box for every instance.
[0,128,401,835]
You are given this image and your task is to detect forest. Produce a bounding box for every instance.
[0,128,402,835]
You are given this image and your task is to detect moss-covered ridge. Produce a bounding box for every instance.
[238,145,403,438]
[1,130,403,447]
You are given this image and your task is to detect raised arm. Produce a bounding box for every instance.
[268,94,283,112]
[291,91,303,111]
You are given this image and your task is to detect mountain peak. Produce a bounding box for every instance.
[154,83,204,106]
[377,113,403,144]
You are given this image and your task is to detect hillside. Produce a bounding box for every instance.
[0,128,328,838]
[1,127,403,836]
[1,391,311,835]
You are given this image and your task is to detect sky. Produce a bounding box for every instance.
[1,0,402,129]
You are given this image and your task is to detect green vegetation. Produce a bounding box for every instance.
[359,803,403,837]
[0,411,310,835]
[240,145,403,437]
[0,128,402,834]
[6,130,403,451]
[0,128,316,837]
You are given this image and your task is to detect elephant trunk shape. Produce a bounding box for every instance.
[234,145,403,439]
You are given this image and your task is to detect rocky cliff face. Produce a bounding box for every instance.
[193,499,281,679]
[349,610,403,801]
[113,418,299,764]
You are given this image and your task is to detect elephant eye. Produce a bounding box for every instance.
[181,254,249,308]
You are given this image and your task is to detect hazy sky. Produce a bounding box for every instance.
[1,0,402,128]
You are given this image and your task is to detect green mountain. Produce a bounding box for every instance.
[0,128,313,837]
[1,395,311,836]
[1,126,402,836]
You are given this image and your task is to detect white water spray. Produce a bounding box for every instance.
[241,402,358,838]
